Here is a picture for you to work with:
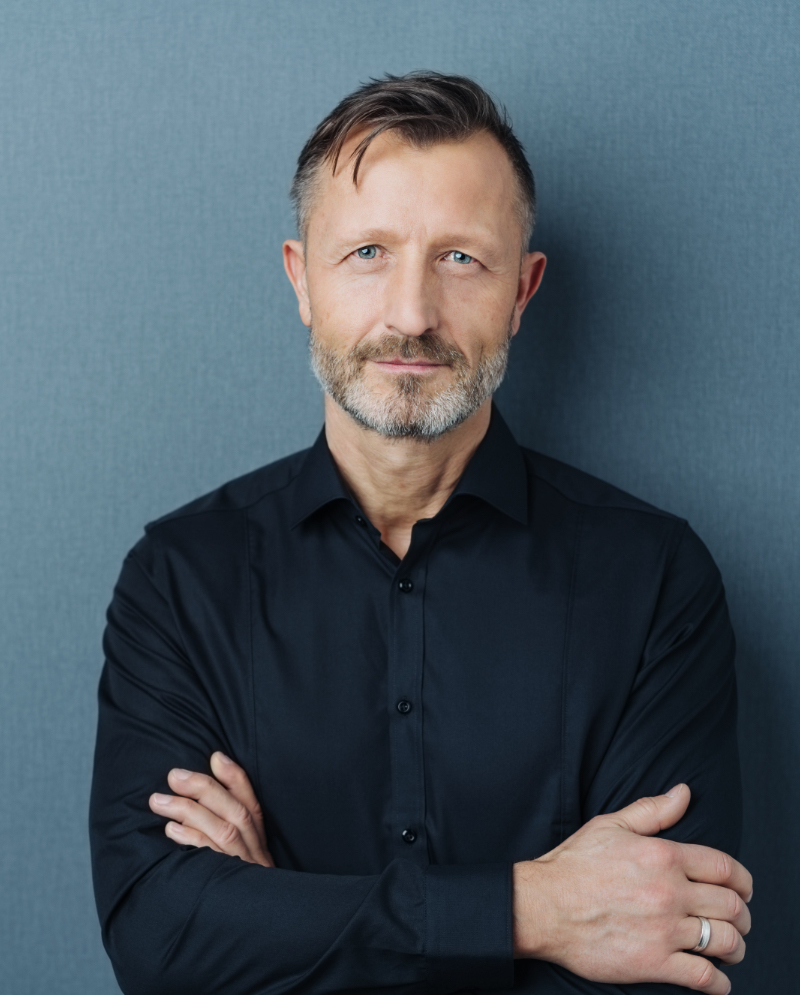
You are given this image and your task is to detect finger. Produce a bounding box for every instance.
[209,752,269,851]
[664,951,732,994]
[162,801,272,868]
[608,783,691,837]
[164,820,223,853]
[677,842,753,903]
[677,917,746,966]
[166,768,267,863]
[149,792,254,864]
[687,882,751,935]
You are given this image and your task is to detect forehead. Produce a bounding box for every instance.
[307,130,522,244]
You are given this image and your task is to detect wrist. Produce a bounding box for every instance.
[512,859,554,960]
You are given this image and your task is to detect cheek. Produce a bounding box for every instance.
[443,268,515,315]
[310,274,384,344]
[440,280,515,353]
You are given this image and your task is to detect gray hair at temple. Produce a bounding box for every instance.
[289,70,537,253]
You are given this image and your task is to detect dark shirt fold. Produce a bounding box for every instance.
[90,405,740,994]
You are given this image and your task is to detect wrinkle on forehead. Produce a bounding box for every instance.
[307,130,523,257]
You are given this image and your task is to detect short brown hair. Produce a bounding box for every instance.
[290,71,536,250]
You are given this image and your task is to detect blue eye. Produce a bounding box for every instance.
[451,251,473,264]
[356,245,377,259]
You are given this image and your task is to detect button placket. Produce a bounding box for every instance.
[386,527,434,865]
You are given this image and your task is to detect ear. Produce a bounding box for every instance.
[282,239,312,327]
[510,251,546,336]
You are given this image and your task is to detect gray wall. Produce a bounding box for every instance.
[1,2,796,992]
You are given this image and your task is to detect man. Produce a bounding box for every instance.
[90,72,750,995]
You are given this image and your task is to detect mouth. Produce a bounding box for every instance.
[371,358,448,373]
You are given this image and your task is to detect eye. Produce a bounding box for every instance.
[355,245,377,259]
[449,251,474,264]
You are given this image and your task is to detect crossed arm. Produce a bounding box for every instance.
[94,525,750,995]
[150,756,751,994]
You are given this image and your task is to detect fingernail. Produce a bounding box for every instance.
[665,783,685,798]
[746,889,753,903]
[166,821,185,837]
[170,768,191,780]
[216,752,233,764]
[151,793,172,805]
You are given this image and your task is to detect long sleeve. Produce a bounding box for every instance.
[511,522,742,994]
[583,522,741,849]
[89,543,513,995]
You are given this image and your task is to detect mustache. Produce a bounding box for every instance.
[351,333,467,367]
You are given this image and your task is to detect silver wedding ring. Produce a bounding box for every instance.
[691,916,712,953]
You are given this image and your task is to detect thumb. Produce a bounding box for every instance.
[610,784,691,837]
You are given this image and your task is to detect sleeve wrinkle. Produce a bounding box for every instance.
[638,524,726,675]
[127,541,194,663]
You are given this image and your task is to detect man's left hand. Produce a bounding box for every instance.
[149,752,274,867]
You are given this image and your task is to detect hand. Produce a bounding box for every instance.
[512,784,752,995]
[149,752,275,867]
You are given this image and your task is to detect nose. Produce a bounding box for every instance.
[381,254,439,338]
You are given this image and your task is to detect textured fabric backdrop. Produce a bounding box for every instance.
[1,2,797,992]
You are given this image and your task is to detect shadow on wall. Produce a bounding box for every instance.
[498,230,600,456]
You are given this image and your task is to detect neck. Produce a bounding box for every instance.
[324,396,492,560]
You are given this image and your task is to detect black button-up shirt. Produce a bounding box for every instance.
[89,406,740,995]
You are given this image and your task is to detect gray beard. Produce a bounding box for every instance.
[309,325,512,441]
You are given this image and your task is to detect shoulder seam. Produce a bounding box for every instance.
[528,457,682,522]
[145,457,306,531]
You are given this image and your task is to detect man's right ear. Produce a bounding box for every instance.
[282,239,311,327]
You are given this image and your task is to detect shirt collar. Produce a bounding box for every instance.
[289,402,528,529]
[289,426,352,528]
[448,403,528,524]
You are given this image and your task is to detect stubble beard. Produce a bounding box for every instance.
[309,322,513,441]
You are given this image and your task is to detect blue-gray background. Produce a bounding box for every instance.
[1,2,796,992]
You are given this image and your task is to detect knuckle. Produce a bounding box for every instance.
[642,838,675,870]
[215,821,241,848]
[634,795,662,822]
[726,889,743,920]
[715,850,734,883]
[693,959,716,990]
[234,802,253,829]
[719,922,740,956]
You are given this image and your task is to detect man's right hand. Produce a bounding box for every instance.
[149,752,275,867]
[512,784,751,994]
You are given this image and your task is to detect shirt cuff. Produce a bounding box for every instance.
[424,862,514,993]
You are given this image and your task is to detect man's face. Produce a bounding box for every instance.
[284,130,545,439]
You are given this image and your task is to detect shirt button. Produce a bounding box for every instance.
[354,515,367,527]
[401,828,417,844]
[398,578,413,594]
[396,699,412,714]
